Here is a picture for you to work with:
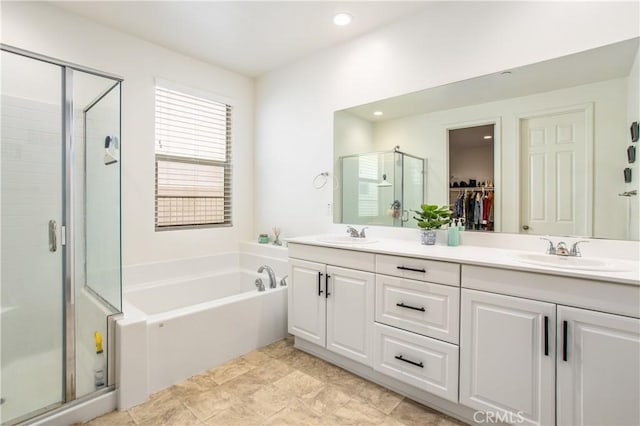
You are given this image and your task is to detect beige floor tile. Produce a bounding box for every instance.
[258,339,297,359]
[272,370,325,399]
[354,381,403,415]
[129,391,186,424]
[244,358,294,383]
[242,350,273,367]
[389,399,445,426]
[137,403,203,426]
[328,398,389,425]
[204,402,265,425]
[326,368,372,395]
[300,383,352,416]
[206,357,255,385]
[182,387,237,421]
[245,384,294,418]
[87,339,459,426]
[264,398,321,425]
[167,372,219,400]
[438,415,469,426]
[85,410,136,426]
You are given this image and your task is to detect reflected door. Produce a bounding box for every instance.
[519,109,590,236]
[1,51,65,423]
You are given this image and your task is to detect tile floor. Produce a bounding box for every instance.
[86,337,468,425]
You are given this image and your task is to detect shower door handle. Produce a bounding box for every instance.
[49,220,57,252]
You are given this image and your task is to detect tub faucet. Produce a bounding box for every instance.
[258,265,277,288]
[280,275,288,286]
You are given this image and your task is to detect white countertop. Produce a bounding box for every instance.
[287,235,640,286]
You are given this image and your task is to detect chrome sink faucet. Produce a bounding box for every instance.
[540,238,588,257]
[346,226,368,238]
[257,265,277,288]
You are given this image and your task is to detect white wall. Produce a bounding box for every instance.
[1,2,255,266]
[255,1,639,238]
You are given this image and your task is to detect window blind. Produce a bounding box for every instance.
[154,86,232,229]
[358,154,379,217]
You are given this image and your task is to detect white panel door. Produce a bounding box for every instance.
[326,265,374,366]
[557,306,640,426]
[520,109,590,236]
[288,259,326,346]
[460,289,556,426]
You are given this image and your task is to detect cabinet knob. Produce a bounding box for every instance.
[522,225,530,230]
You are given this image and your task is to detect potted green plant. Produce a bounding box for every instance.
[413,204,452,245]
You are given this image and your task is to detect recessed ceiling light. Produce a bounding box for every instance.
[333,12,353,26]
[373,111,383,116]
[483,135,493,140]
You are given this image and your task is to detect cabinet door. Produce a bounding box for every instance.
[326,265,375,366]
[557,306,640,426]
[460,289,555,426]
[288,259,326,346]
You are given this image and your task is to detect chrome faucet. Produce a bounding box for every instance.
[541,237,588,257]
[570,240,588,257]
[346,226,368,238]
[555,242,570,256]
[540,237,556,255]
[257,265,277,288]
[280,275,288,286]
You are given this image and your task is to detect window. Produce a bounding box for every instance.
[155,84,232,229]
[358,154,379,217]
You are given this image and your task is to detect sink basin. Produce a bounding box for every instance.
[514,253,631,272]
[317,235,378,245]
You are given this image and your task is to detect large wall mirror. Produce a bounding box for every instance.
[334,37,639,241]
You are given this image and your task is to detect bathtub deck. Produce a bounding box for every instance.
[85,337,466,426]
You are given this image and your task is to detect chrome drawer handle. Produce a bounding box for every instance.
[397,266,426,273]
[396,302,426,312]
[395,355,424,368]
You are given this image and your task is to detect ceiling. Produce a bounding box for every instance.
[51,1,431,77]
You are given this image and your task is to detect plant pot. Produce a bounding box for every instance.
[420,229,436,245]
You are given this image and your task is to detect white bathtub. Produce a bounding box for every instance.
[123,265,288,395]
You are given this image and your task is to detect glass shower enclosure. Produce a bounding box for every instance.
[340,149,425,227]
[1,46,122,425]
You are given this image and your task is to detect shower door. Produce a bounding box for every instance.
[1,50,65,423]
[1,47,122,425]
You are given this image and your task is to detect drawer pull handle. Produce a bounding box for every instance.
[395,355,424,368]
[396,302,426,312]
[397,266,426,273]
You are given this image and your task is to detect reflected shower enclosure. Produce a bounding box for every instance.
[1,46,122,425]
[339,149,425,227]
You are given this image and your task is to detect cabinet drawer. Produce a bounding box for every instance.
[375,275,459,344]
[376,255,459,286]
[374,323,459,402]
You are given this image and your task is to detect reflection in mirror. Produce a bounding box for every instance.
[334,37,639,240]
[339,147,424,227]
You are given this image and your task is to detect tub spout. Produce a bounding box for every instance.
[257,265,277,288]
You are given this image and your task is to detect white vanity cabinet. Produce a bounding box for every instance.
[556,306,640,426]
[460,266,640,426]
[288,249,375,367]
[460,289,556,426]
